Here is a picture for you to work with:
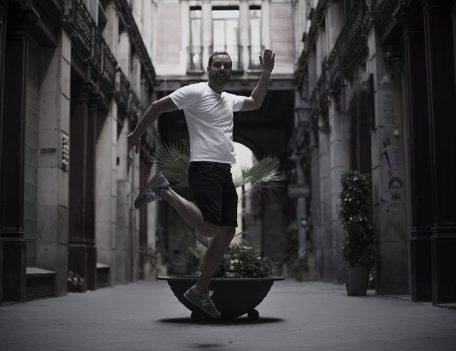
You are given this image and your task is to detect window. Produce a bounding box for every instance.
[249,6,262,69]
[189,7,203,71]
[212,8,240,70]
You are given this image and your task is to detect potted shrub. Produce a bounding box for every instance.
[339,170,375,296]
[154,141,284,320]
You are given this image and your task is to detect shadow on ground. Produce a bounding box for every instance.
[158,316,284,326]
[187,342,236,349]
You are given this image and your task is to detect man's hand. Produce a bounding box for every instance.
[259,49,275,73]
[127,132,140,153]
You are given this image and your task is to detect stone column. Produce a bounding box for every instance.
[329,95,351,283]
[131,132,140,282]
[0,0,8,305]
[0,6,35,302]
[309,127,321,280]
[318,115,332,281]
[85,96,99,290]
[372,46,409,295]
[36,30,72,297]
[239,0,249,71]
[0,1,7,167]
[68,84,91,292]
[202,0,212,66]
[96,100,118,286]
[115,121,130,284]
[295,158,308,255]
[422,0,456,304]
[402,7,433,301]
[138,155,149,280]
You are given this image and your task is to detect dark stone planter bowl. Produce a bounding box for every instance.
[158,275,284,321]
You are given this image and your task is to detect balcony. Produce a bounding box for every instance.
[71,0,94,62]
[101,41,117,90]
[92,31,117,95]
[52,0,65,13]
[326,0,368,94]
[129,91,141,122]
[375,0,401,42]
[117,70,131,109]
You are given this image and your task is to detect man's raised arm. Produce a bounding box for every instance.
[127,96,178,153]
[241,49,275,111]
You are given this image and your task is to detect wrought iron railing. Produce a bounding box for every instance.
[102,40,117,88]
[73,0,94,60]
[93,29,117,93]
[326,0,368,94]
[117,69,130,107]
[316,70,327,101]
[93,30,102,77]
[327,39,344,93]
[52,0,65,13]
[129,91,142,120]
[306,0,329,48]
[375,0,399,39]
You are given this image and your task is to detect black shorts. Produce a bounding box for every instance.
[188,161,238,227]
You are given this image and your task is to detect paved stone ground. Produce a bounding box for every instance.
[0,280,455,351]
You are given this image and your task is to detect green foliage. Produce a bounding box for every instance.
[153,141,280,278]
[215,244,272,278]
[153,141,282,192]
[339,170,375,269]
[236,157,282,189]
[154,141,190,191]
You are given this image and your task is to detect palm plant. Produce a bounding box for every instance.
[153,141,283,277]
[154,141,282,196]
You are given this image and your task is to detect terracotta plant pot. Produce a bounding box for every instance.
[158,275,284,321]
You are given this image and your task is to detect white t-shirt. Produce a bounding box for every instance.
[169,82,246,164]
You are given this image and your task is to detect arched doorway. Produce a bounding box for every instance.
[231,142,259,249]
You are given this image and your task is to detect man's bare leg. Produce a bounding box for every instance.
[195,226,235,292]
[160,187,234,292]
[159,187,218,236]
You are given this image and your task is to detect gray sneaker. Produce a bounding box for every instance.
[134,172,170,208]
[183,285,222,319]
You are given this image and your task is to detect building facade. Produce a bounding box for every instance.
[293,0,456,304]
[0,0,159,303]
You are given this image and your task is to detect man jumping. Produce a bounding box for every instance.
[127,49,275,319]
